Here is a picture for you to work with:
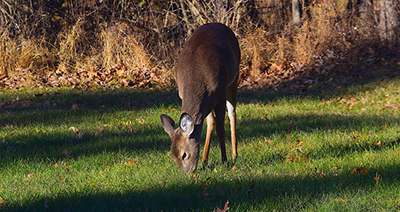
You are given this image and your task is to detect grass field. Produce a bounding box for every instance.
[1,65,399,211]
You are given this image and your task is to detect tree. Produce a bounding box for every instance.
[292,0,302,26]
[379,0,399,45]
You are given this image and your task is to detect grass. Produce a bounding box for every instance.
[1,67,400,211]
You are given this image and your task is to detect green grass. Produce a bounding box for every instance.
[1,71,400,211]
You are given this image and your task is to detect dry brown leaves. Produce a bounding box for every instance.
[238,45,400,92]
[351,166,369,176]
[238,59,321,91]
[2,46,399,92]
[0,63,171,90]
[216,200,229,212]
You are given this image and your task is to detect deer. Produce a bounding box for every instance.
[160,23,240,173]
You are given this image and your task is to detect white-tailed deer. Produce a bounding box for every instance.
[160,23,240,173]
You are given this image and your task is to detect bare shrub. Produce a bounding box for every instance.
[276,1,352,71]
[100,23,151,72]
[0,0,398,89]
[0,30,54,78]
[240,27,271,77]
[56,19,90,73]
[17,38,55,74]
[0,31,18,77]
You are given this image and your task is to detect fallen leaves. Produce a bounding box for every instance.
[121,159,138,168]
[71,103,79,110]
[216,200,229,212]
[338,92,399,112]
[68,126,79,133]
[290,140,304,151]
[319,169,327,179]
[286,140,307,163]
[95,127,104,137]
[33,92,44,97]
[290,146,303,152]
[350,167,383,187]
[69,126,83,143]
[0,65,168,90]
[333,198,349,203]
[351,166,368,176]
[54,161,73,171]
[395,200,400,211]
[339,97,358,110]
[285,154,308,163]
[23,173,38,182]
[0,197,7,209]
[374,172,381,187]
[263,137,273,144]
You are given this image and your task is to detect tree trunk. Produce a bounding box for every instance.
[359,0,374,21]
[292,0,302,26]
[346,0,375,26]
[379,0,399,45]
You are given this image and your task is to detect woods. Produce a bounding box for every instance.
[0,0,399,90]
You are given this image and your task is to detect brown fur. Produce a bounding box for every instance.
[160,23,240,173]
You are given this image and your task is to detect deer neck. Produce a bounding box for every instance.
[181,101,206,126]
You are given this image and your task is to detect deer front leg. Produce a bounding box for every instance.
[202,112,216,162]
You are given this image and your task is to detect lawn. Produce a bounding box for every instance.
[1,66,399,211]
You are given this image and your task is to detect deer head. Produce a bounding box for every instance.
[160,113,200,173]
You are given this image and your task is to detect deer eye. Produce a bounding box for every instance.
[182,152,187,160]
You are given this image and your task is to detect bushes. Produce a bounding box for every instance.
[0,0,398,89]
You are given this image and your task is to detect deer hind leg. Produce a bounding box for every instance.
[227,78,238,160]
[215,99,228,162]
[202,111,216,162]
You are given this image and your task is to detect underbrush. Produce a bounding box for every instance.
[1,0,397,91]
[0,0,400,90]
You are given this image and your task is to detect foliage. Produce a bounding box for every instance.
[0,0,398,90]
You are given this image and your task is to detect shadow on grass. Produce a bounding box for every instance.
[0,125,170,166]
[239,113,400,137]
[0,89,180,113]
[1,63,399,122]
[6,161,400,211]
[2,112,399,167]
[0,89,181,128]
[238,62,400,105]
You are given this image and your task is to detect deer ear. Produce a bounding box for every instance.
[179,113,194,137]
[160,114,175,136]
